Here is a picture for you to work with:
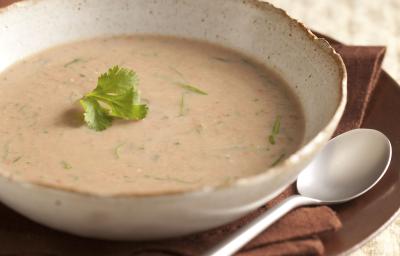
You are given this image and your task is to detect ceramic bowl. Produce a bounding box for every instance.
[0,0,346,240]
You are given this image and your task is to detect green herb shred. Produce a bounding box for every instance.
[143,174,200,184]
[271,153,286,167]
[179,93,186,116]
[114,143,125,159]
[177,82,208,95]
[2,142,10,161]
[64,58,84,68]
[152,154,160,162]
[12,156,23,163]
[195,124,204,134]
[61,161,72,170]
[211,56,235,63]
[169,66,186,81]
[268,116,281,145]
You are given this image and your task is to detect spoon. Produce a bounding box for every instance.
[204,129,392,256]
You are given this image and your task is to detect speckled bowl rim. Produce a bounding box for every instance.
[0,0,347,198]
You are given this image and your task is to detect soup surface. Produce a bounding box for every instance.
[0,36,304,196]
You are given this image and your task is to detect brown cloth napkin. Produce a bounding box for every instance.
[0,35,386,256]
[332,44,386,135]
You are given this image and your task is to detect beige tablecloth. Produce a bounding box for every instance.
[267,0,400,255]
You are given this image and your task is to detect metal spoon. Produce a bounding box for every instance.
[204,129,392,256]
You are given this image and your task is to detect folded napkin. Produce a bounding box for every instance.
[0,34,387,255]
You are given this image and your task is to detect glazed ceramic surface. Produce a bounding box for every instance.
[0,0,346,240]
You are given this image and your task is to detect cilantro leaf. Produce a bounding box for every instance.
[80,66,148,131]
[80,97,112,131]
[95,66,138,95]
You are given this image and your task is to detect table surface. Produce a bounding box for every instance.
[267,1,400,255]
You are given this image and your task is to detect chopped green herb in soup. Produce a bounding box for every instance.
[0,35,304,195]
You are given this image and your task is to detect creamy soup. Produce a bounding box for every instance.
[0,36,304,196]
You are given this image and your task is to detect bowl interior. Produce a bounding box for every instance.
[0,0,345,194]
[0,0,344,144]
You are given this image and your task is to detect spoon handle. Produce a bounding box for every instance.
[202,195,319,256]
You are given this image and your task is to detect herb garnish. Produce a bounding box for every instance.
[2,141,10,161]
[80,66,148,131]
[211,56,235,63]
[64,58,84,68]
[179,93,186,116]
[268,116,281,145]
[12,156,23,163]
[114,143,125,159]
[152,154,161,162]
[169,66,186,81]
[176,82,208,95]
[168,66,208,95]
[61,161,72,170]
[143,174,200,184]
[195,124,204,134]
[240,58,258,69]
[271,153,285,167]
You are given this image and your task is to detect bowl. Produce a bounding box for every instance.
[0,0,346,240]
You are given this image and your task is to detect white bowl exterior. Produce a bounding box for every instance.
[0,0,346,239]
[0,174,287,240]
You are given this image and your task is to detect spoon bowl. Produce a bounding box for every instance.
[205,129,392,256]
[297,129,392,203]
